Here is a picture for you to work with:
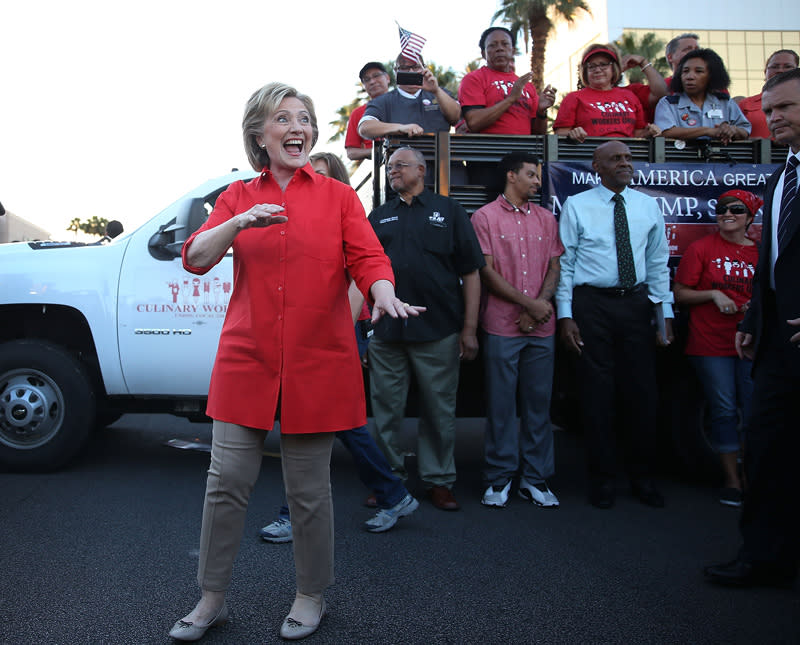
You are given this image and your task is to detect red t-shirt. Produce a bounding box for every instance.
[345,103,372,150]
[553,86,646,137]
[626,82,656,123]
[674,231,759,356]
[458,66,540,134]
[738,93,771,139]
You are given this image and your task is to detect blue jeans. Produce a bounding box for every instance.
[689,355,754,454]
[277,424,407,520]
[483,333,556,487]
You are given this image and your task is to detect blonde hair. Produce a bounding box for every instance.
[242,82,319,171]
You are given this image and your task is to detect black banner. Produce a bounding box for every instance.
[541,161,779,259]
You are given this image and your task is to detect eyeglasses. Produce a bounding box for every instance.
[766,63,796,71]
[396,64,423,72]
[715,203,748,215]
[585,61,613,71]
[386,162,414,172]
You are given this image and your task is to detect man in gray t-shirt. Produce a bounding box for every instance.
[358,54,460,139]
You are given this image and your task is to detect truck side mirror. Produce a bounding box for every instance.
[148,219,179,260]
[147,198,208,260]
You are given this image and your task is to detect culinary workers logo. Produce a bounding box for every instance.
[134,275,232,318]
[492,80,531,100]
[710,256,755,279]
[168,276,232,306]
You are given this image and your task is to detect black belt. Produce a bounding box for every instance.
[578,283,645,298]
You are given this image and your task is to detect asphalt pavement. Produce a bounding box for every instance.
[1,414,798,644]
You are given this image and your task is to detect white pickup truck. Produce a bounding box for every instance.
[0,170,257,470]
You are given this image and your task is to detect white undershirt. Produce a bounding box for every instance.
[770,149,800,289]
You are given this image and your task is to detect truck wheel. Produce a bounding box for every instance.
[0,341,96,471]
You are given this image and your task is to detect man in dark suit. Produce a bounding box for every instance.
[705,69,800,588]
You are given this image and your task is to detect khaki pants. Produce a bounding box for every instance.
[369,333,459,487]
[197,421,335,594]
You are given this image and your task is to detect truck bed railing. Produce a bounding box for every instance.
[372,133,785,212]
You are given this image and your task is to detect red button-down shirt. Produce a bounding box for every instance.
[182,164,394,433]
[471,195,563,337]
[738,93,771,139]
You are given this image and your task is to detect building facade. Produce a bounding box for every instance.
[0,211,51,243]
[539,1,799,101]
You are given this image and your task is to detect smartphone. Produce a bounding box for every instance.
[396,72,424,86]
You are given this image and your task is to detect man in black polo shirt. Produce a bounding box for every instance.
[368,146,484,511]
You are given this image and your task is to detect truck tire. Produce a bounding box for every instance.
[0,340,96,471]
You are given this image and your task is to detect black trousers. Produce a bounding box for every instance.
[739,297,800,571]
[572,285,658,483]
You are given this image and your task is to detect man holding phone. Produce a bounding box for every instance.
[358,54,461,139]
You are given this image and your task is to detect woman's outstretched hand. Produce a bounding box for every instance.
[370,279,426,323]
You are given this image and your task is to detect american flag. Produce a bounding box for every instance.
[397,23,426,63]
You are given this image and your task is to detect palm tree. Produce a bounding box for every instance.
[426,62,460,96]
[79,216,108,237]
[328,95,365,144]
[464,58,483,75]
[67,217,81,239]
[493,0,590,89]
[615,32,669,83]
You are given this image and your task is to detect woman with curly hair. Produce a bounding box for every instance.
[655,48,751,143]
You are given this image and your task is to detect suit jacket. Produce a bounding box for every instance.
[741,156,800,376]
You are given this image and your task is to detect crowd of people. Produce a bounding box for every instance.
[349,28,796,145]
[168,28,800,643]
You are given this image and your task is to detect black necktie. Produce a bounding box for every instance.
[777,156,798,253]
[612,193,636,289]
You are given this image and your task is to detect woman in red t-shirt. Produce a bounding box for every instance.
[673,189,761,507]
[553,44,661,143]
[737,49,798,139]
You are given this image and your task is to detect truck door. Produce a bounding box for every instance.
[117,190,232,396]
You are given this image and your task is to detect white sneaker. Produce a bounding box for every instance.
[363,493,419,533]
[481,481,511,507]
[519,481,560,508]
[259,517,293,543]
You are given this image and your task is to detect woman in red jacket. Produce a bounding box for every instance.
[674,189,761,507]
[170,82,421,642]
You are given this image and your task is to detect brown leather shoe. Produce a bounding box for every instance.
[427,485,460,511]
[364,494,378,508]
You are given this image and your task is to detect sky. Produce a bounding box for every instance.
[1,0,504,238]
